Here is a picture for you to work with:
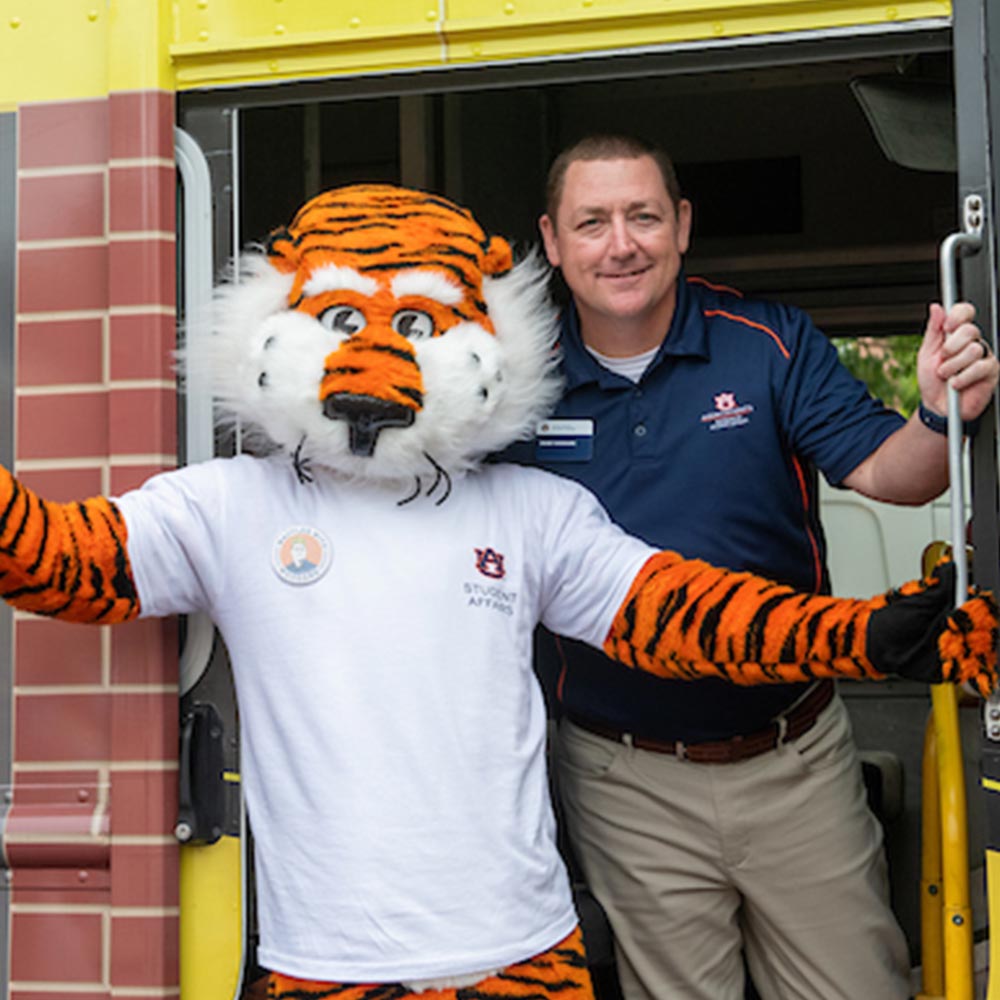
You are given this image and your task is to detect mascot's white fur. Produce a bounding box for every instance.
[0,184,993,1000]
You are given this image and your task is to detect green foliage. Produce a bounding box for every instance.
[834,334,922,417]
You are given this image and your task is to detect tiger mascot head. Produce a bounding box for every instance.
[197,184,560,497]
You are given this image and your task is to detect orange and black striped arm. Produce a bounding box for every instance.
[0,466,139,624]
[604,551,997,695]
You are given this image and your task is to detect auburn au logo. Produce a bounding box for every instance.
[475,547,506,579]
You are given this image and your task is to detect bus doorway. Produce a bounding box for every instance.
[177,3,1000,992]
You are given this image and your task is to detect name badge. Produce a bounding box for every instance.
[535,418,594,462]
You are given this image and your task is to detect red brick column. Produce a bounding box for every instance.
[11,91,179,999]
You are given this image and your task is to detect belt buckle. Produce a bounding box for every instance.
[674,740,688,761]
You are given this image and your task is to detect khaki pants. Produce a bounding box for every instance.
[556,696,910,1000]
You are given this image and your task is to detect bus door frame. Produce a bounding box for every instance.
[176,12,993,991]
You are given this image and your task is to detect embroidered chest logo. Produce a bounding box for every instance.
[475,546,506,579]
[272,526,333,585]
[466,547,517,616]
[700,391,755,432]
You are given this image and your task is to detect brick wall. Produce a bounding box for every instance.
[10,91,179,999]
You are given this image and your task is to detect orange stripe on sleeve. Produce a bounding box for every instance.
[702,308,791,359]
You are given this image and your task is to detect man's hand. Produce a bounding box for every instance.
[918,302,999,422]
[867,561,998,696]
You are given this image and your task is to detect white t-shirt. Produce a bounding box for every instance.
[116,455,654,982]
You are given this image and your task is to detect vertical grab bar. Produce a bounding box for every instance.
[923,194,985,1000]
[918,538,974,1000]
[931,683,975,999]
[940,194,984,601]
[921,715,945,999]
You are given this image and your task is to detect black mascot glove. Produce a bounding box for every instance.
[867,561,998,696]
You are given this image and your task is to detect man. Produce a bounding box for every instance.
[523,135,999,1000]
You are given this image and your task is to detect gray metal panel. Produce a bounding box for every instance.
[953,0,1000,596]
[946,0,1000,969]
[0,108,16,996]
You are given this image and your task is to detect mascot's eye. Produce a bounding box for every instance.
[392,310,435,340]
[318,306,366,335]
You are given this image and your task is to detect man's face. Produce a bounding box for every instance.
[539,156,691,336]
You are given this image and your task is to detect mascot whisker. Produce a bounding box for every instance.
[0,184,995,1000]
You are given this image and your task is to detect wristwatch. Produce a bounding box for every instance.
[918,400,980,436]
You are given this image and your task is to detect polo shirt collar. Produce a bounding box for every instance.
[558,272,711,390]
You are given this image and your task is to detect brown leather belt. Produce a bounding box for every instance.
[566,679,835,764]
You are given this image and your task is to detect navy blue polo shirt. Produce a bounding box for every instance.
[507,274,905,742]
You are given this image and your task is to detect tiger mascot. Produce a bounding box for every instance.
[0,184,995,1000]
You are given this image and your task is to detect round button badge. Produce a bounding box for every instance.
[272,526,332,585]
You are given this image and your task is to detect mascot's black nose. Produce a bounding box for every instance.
[324,393,416,457]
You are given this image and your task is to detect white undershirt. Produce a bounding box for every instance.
[586,342,659,383]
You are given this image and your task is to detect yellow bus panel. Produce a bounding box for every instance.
[171,0,438,45]
[3,0,953,101]
[3,0,175,103]
[443,0,950,64]
[4,1,112,103]
[168,0,950,88]
[180,835,244,1000]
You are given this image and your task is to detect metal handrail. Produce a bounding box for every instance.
[915,196,986,1000]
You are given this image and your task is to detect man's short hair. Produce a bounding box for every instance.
[545,135,683,223]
